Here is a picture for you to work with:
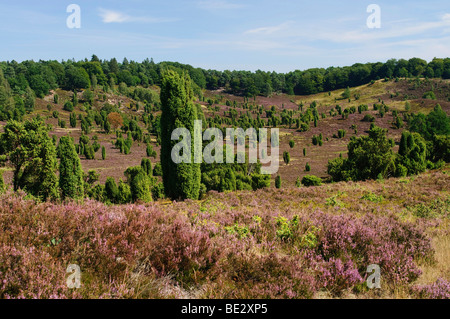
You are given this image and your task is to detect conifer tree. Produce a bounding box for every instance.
[0,118,58,200]
[59,136,84,199]
[160,70,201,200]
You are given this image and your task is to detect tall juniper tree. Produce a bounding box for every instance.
[160,70,201,200]
[59,136,84,199]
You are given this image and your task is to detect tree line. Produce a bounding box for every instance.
[2,56,450,120]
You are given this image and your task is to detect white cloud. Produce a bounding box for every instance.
[99,9,130,23]
[98,8,176,24]
[244,22,293,35]
[197,0,245,11]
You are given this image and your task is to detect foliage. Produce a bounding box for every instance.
[327,126,396,181]
[275,175,282,189]
[301,175,322,187]
[408,104,450,140]
[160,70,201,200]
[396,131,427,176]
[0,118,58,200]
[59,136,84,199]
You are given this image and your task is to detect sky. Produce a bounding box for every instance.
[0,0,449,72]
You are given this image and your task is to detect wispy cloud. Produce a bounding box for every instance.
[98,8,176,24]
[317,13,450,43]
[197,0,245,11]
[244,21,293,35]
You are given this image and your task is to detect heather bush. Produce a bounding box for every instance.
[412,278,450,299]
[212,252,317,299]
[0,168,445,299]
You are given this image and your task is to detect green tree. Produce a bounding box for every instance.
[160,70,201,200]
[409,104,450,140]
[275,175,282,189]
[102,146,106,160]
[125,166,153,202]
[305,162,311,172]
[251,174,270,190]
[59,136,84,199]
[70,112,77,128]
[0,119,58,200]
[432,135,450,162]
[327,126,396,181]
[283,151,290,165]
[24,87,36,112]
[83,89,94,105]
[141,158,153,176]
[396,131,427,176]
[72,91,78,106]
[105,177,119,203]
[117,179,132,204]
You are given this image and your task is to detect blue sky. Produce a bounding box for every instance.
[0,0,449,72]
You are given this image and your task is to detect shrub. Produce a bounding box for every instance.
[362,114,375,122]
[153,163,163,176]
[301,175,322,186]
[151,182,165,201]
[283,151,290,165]
[141,158,153,177]
[104,177,119,203]
[275,175,281,189]
[405,101,411,111]
[305,162,311,172]
[251,174,270,190]
[327,126,395,182]
[125,166,153,202]
[63,101,74,112]
[423,91,436,100]
[289,140,295,148]
[396,131,427,176]
[412,278,450,299]
[146,143,157,158]
[117,179,132,204]
[360,192,384,203]
[337,129,346,138]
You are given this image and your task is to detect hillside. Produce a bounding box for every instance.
[1,61,450,299]
[1,77,449,187]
